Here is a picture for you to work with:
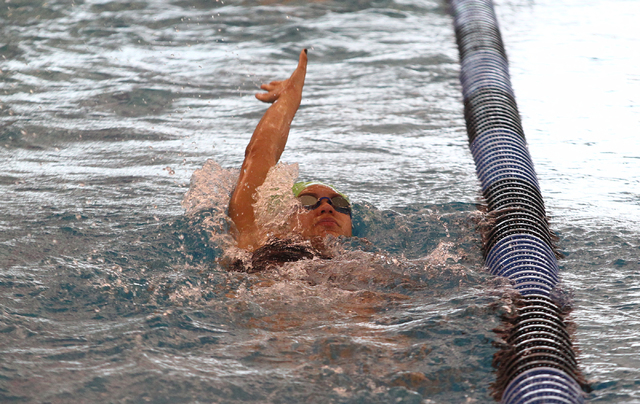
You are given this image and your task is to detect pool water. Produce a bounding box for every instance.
[2,0,639,402]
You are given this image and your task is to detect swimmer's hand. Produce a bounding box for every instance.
[256,49,307,104]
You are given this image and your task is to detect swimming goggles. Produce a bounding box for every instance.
[298,195,352,216]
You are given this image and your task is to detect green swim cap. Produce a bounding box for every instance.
[292,181,349,203]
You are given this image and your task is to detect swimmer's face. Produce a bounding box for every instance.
[292,185,352,239]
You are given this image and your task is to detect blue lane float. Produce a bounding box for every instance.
[448,0,590,402]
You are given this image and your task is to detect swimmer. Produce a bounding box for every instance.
[228,49,352,252]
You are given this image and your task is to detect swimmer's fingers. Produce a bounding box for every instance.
[255,93,276,103]
[260,81,283,92]
[255,49,308,103]
[291,49,308,83]
[255,81,285,103]
[255,91,276,104]
[284,49,307,95]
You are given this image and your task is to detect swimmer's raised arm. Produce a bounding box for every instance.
[228,49,308,251]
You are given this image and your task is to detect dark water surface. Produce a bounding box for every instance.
[2,0,639,403]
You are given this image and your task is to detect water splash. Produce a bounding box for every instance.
[181,160,307,268]
[182,159,237,217]
[252,162,300,244]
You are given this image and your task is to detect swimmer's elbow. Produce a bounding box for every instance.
[243,145,278,168]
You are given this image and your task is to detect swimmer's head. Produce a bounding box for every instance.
[292,181,349,202]
[290,181,352,238]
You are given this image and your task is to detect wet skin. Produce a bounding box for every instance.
[228,49,308,251]
[228,50,352,250]
[292,184,353,239]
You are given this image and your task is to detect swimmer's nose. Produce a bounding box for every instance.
[318,199,335,214]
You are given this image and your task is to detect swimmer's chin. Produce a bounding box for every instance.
[311,227,347,239]
[287,226,343,240]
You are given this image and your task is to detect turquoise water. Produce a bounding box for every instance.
[1,0,639,402]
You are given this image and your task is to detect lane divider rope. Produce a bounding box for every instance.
[448,0,590,402]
